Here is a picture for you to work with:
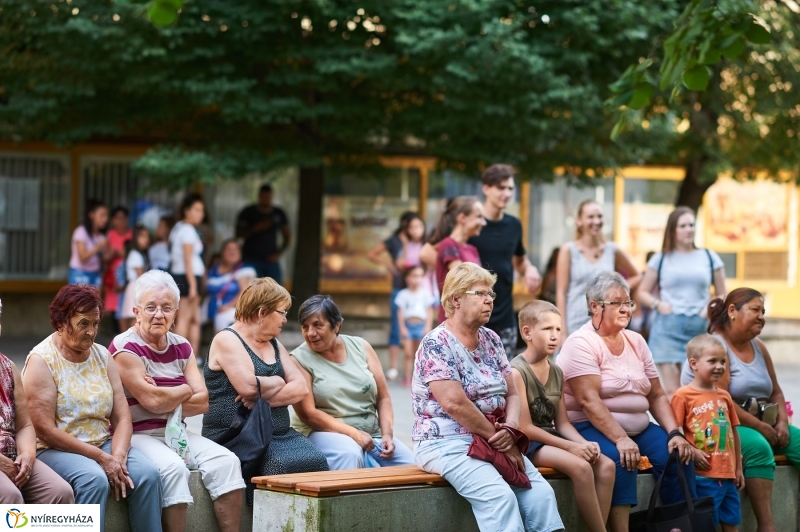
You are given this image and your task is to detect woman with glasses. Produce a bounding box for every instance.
[203,278,328,505]
[414,263,563,532]
[109,270,245,532]
[635,207,727,399]
[557,271,696,532]
[291,295,415,470]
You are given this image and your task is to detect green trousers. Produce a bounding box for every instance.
[738,424,800,480]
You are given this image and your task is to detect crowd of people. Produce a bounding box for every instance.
[0,165,797,532]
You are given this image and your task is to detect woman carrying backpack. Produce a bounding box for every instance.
[635,207,727,399]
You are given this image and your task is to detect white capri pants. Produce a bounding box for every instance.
[130,431,246,507]
[414,436,563,532]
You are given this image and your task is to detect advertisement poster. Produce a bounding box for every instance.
[705,179,788,250]
[616,202,675,270]
[320,196,416,282]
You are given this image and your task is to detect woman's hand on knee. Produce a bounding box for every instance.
[351,430,376,452]
[615,436,640,472]
[504,447,526,472]
[98,453,134,501]
[775,421,790,449]
[757,422,779,447]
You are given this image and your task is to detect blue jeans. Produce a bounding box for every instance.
[696,476,741,527]
[68,268,101,287]
[37,440,163,532]
[414,436,563,532]
[574,421,697,507]
[388,289,401,347]
[307,432,415,470]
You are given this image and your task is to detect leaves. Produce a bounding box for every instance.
[683,65,711,90]
[146,0,183,27]
[745,22,771,44]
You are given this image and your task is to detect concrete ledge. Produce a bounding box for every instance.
[106,470,252,532]
[254,466,800,532]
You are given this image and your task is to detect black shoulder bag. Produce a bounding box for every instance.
[629,449,715,532]
[215,377,274,482]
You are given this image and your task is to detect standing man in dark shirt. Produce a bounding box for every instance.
[469,164,541,357]
[235,184,291,285]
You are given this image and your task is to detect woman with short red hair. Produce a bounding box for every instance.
[22,284,163,531]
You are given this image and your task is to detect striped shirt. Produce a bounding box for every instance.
[109,329,193,437]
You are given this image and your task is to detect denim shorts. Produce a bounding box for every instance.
[405,320,426,341]
[648,312,708,364]
[696,476,741,527]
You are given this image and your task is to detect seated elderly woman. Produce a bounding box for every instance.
[557,271,696,532]
[109,270,245,532]
[291,295,414,470]
[413,262,563,532]
[203,278,328,506]
[0,299,73,505]
[22,285,162,531]
[681,288,800,532]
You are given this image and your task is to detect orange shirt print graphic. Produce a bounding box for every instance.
[6,508,28,528]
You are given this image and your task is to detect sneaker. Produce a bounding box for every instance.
[386,368,399,381]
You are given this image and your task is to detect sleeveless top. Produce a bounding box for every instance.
[109,328,193,437]
[565,241,616,335]
[26,335,113,449]
[202,328,291,442]
[0,353,17,459]
[510,357,563,434]
[681,335,773,403]
[290,335,380,437]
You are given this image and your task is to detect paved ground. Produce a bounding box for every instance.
[3,332,797,447]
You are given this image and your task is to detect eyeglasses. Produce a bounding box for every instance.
[465,290,497,301]
[597,300,636,310]
[274,309,290,318]
[139,305,176,316]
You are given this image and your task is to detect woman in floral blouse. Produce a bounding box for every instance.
[412,262,563,532]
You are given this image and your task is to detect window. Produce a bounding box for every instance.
[0,154,70,280]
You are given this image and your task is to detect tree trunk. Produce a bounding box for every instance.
[675,157,714,211]
[290,165,324,319]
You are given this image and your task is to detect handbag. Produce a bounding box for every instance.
[214,377,274,482]
[629,449,716,532]
[741,397,779,426]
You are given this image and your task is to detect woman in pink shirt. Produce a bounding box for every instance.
[432,196,486,324]
[557,271,695,532]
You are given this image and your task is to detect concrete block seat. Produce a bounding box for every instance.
[252,455,798,532]
[105,470,253,532]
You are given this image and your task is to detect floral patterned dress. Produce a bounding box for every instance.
[411,322,511,441]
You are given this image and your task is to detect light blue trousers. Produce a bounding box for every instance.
[38,440,163,532]
[307,432,415,470]
[414,436,564,532]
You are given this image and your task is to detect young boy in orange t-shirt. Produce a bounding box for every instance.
[671,334,745,532]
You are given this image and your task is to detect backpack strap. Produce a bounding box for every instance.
[705,248,714,289]
[656,253,665,292]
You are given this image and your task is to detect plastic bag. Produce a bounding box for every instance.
[165,405,197,469]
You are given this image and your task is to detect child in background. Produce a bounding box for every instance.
[148,215,174,271]
[118,225,151,330]
[394,265,435,387]
[671,334,744,532]
[511,301,616,532]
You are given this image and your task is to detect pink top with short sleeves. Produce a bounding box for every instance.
[557,322,658,436]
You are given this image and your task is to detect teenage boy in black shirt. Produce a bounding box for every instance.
[469,164,541,357]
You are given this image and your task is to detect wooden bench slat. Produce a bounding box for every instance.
[775,454,789,466]
[293,473,450,496]
[253,465,423,488]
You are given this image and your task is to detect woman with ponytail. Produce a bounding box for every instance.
[555,200,640,336]
[433,196,486,323]
[682,288,800,532]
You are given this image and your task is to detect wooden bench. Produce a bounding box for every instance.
[252,455,797,532]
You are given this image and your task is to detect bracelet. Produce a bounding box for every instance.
[667,429,685,443]
[650,299,660,310]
